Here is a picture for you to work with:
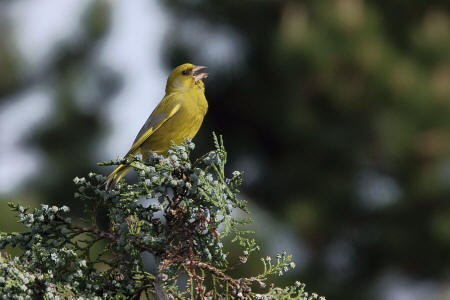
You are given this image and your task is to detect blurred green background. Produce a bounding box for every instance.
[0,0,449,299]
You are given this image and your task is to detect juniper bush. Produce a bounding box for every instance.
[0,134,323,299]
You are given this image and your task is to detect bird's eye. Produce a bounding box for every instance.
[182,70,188,75]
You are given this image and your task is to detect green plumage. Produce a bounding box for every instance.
[105,63,208,190]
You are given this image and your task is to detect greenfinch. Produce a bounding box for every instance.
[105,63,208,190]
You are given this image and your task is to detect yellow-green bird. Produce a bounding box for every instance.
[105,63,208,190]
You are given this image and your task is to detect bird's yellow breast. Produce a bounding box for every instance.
[139,90,207,156]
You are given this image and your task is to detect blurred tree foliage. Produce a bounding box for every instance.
[0,2,120,214]
[161,0,450,299]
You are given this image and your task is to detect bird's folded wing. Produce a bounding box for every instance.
[126,94,181,156]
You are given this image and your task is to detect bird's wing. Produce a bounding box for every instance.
[126,93,181,156]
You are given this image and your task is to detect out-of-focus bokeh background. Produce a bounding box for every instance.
[0,0,449,299]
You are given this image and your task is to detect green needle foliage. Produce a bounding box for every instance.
[0,134,323,299]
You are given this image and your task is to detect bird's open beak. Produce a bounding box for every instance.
[192,65,208,81]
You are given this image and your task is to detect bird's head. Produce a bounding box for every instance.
[166,63,208,93]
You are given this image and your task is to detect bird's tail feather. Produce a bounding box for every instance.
[105,164,131,191]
